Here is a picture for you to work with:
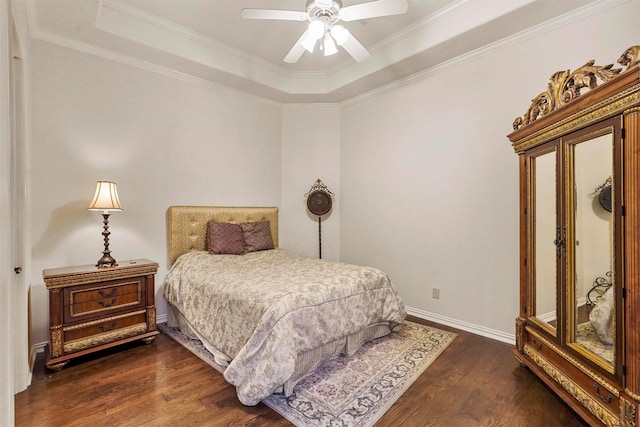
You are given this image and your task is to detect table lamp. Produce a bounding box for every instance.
[88,181,122,267]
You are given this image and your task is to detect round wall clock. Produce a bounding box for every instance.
[307,190,332,216]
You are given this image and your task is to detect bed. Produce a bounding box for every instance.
[163,206,407,405]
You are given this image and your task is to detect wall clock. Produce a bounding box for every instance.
[305,179,334,259]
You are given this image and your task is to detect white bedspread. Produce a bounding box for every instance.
[163,249,406,405]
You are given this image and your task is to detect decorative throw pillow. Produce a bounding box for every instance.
[241,221,274,252]
[589,287,614,345]
[207,221,245,255]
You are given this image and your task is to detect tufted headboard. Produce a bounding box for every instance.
[166,206,279,264]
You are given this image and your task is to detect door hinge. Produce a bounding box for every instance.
[622,287,626,299]
[621,128,625,140]
[623,365,627,376]
[621,205,625,216]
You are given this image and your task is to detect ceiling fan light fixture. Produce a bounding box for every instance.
[308,20,325,40]
[323,34,338,56]
[242,0,409,64]
[330,25,349,46]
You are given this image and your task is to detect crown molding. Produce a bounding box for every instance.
[326,0,540,94]
[282,103,340,111]
[60,0,555,97]
[21,0,627,104]
[365,0,475,55]
[96,0,324,95]
[341,0,630,107]
[29,25,283,109]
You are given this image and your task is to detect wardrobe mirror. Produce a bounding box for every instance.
[569,131,615,369]
[532,148,558,335]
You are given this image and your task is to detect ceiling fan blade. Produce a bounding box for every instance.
[241,9,308,21]
[341,34,370,62]
[339,0,408,22]
[284,31,309,63]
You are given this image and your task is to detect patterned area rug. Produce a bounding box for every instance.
[158,322,456,427]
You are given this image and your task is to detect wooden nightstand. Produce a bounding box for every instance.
[43,259,159,371]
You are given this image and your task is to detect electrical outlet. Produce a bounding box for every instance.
[432,288,440,299]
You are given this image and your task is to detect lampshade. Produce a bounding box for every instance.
[308,20,325,40]
[88,181,123,212]
[301,34,317,53]
[323,34,338,56]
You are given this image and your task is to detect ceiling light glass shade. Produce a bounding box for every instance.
[308,20,325,40]
[88,181,123,212]
[330,25,349,46]
[323,34,338,56]
[301,34,317,52]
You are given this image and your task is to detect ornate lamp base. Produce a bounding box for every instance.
[96,213,117,268]
[96,253,117,268]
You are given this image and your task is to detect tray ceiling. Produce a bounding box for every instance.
[21,0,602,103]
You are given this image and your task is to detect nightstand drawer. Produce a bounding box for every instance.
[63,311,148,353]
[64,279,145,323]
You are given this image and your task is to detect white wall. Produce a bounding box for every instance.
[339,0,640,339]
[28,40,283,347]
[281,104,340,261]
[25,0,640,352]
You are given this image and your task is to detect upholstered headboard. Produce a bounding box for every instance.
[167,206,279,264]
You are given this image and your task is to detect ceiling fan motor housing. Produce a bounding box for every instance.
[307,0,342,25]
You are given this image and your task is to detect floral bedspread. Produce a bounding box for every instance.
[163,249,406,405]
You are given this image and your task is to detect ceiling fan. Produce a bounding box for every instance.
[241,0,409,63]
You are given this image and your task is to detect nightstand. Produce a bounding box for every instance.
[43,259,159,371]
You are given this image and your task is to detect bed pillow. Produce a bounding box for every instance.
[241,221,275,252]
[207,221,245,255]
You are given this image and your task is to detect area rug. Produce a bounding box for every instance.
[576,322,614,364]
[158,321,456,427]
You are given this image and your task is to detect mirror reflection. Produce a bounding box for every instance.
[572,132,614,366]
[533,150,557,333]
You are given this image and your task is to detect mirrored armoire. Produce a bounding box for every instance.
[509,45,640,427]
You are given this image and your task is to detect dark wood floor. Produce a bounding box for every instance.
[15,317,588,426]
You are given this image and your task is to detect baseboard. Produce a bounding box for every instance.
[28,341,47,385]
[30,342,47,359]
[406,306,516,345]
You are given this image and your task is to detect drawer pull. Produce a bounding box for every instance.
[98,289,115,298]
[99,321,118,332]
[532,338,542,350]
[594,384,613,403]
[98,297,117,307]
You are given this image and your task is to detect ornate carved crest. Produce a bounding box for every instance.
[618,45,640,69]
[513,45,640,130]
